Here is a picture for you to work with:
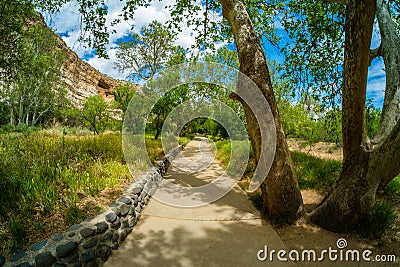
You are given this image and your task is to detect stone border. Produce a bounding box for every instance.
[2,146,182,267]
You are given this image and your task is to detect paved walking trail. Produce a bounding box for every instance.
[106,137,293,266]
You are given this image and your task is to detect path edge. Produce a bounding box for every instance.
[3,145,183,267]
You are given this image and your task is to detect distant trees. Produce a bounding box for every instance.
[0,23,66,127]
[114,21,190,138]
[80,95,111,134]
[365,99,382,138]
[114,21,176,81]
[0,0,35,81]
[112,83,136,116]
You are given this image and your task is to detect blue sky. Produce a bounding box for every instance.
[43,0,386,109]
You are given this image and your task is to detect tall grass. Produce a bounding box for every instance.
[214,139,231,167]
[385,176,400,195]
[290,151,342,191]
[0,130,162,255]
[214,139,341,210]
[363,201,397,239]
[214,139,341,192]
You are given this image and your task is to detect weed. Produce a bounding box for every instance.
[0,129,163,256]
[290,151,341,192]
[145,137,164,162]
[8,216,27,251]
[385,176,400,195]
[364,201,397,239]
[249,191,263,211]
[65,205,86,225]
[178,135,194,146]
[215,139,231,168]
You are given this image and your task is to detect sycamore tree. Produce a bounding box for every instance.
[280,0,400,232]
[114,21,191,138]
[114,21,177,81]
[80,95,110,134]
[34,0,400,231]
[0,0,35,81]
[1,22,66,126]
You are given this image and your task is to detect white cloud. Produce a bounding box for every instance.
[86,48,126,80]
[371,22,381,50]
[43,0,215,80]
[134,4,171,28]
[367,58,386,108]
[43,1,387,111]
[44,1,81,33]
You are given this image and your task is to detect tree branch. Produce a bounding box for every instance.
[372,116,400,190]
[327,0,348,5]
[369,45,382,66]
[373,0,400,143]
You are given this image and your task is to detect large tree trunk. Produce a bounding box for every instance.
[310,0,377,232]
[218,0,304,223]
[374,0,400,189]
[374,0,400,144]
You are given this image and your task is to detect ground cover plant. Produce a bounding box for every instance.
[0,129,163,256]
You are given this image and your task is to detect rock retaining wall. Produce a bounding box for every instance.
[1,146,182,267]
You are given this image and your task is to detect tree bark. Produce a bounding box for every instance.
[374,0,400,146]
[219,0,304,223]
[310,0,377,232]
[155,113,161,139]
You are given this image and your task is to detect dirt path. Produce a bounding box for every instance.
[106,137,399,266]
[287,139,343,161]
[105,137,292,266]
[283,140,399,266]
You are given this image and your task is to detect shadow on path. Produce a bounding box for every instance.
[105,137,292,266]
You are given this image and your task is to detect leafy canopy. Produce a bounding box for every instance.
[114,21,177,81]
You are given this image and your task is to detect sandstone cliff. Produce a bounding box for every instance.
[38,14,137,107]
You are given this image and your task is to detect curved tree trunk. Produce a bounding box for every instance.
[374,0,400,190]
[218,0,304,223]
[374,0,400,145]
[309,0,399,232]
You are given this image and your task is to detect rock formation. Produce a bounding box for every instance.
[37,14,137,107]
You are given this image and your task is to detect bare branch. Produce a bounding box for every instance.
[327,0,348,5]
[369,45,383,65]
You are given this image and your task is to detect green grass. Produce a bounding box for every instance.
[214,139,253,176]
[215,139,231,167]
[215,139,341,193]
[385,176,400,195]
[145,137,164,162]
[290,151,342,192]
[213,139,342,216]
[178,134,195,146]
[363,200,397,239]
[65,205,87,225]
[0,130,163,255]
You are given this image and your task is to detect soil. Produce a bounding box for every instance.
[275,140,400,266]
[287,139,343,161]
[275,190,400,266]
[3,138,399,266]
[0,181,132,259]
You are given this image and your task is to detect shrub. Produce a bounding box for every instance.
[364,201,397,239]
[65,205,86,225]
[385,176,400,195]
[290,151,341,191]
[0,131,161,256]
[249,191,263,211]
